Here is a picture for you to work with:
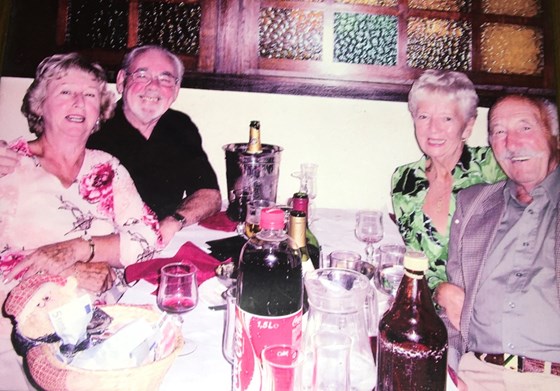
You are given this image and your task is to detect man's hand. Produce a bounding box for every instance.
[0,140,20,177]
[434,282,465,330]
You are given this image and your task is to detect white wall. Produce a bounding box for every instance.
[0,76,490,211]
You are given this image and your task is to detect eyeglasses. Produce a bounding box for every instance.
[125,70,179,88]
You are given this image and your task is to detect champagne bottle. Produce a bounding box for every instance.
[291,192,321,269]
[234,208,303,391]
[246,120,262,154]
[288,210,314,275]
[376,251,448,391]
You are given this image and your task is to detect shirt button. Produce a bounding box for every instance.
[528,209,534,215]
[523,242,529,247]
[509,302,515,308]
[508,343,515,349]
[515,272,523,277]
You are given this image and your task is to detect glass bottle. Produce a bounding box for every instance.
[234,208,303,391]
[376,251,448,391]
[288,209,315,275]
[246,120,262,154]
[292,192,321,269]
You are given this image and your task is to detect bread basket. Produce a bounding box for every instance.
[26,304,184,391]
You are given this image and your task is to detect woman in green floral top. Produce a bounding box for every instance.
[391,70,505,290]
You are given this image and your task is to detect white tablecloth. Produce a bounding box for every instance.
[119,208,457,390]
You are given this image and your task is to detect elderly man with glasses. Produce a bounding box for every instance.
[87,45,221,245]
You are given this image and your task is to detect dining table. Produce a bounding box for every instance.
[118,207,457,390]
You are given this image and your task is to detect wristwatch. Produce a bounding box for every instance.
[172,212,187,229]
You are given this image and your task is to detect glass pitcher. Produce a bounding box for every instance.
[303,268,376,391]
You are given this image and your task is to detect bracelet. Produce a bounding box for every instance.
[84,237,95,263]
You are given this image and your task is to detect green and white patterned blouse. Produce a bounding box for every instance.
[391,146,506,290]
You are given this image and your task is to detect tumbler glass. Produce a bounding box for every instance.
[261,344,302,391]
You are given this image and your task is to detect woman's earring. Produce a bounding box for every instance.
[92,118,100,133]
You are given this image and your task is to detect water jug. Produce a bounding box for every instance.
[303,268,376,391]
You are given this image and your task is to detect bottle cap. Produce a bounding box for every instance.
[292,196,308,213]
[260,208,285,230]
[403,251,429,272]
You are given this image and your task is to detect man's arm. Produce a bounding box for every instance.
[159,188,222,245]
[440,191,469,371]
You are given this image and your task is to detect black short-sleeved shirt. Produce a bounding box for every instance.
[87,101,219,219]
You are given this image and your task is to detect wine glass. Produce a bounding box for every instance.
[157,262,199,355]
[354,210,384,264]
[375,244,406,300]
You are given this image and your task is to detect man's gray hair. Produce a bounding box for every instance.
[489,95,559,137]
[408,69,478,121]
[121,45,185,81]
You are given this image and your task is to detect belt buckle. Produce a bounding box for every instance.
[503,354,521,372]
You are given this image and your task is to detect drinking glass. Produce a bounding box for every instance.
[375,244,406,300]
[312,331,351,391]
[261,345,303,391]
[326,250,362,269]
[244,199,275,238]
[157,262,199,355]
[222,286,236,364]
[354,210,384,264]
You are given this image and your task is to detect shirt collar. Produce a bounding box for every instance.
[503,164,560,205]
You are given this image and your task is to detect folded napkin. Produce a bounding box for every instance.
[198,211,238,232]
[124,241,226,287]
[206,235,246,264]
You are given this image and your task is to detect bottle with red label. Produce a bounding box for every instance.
[291,192,321,269]
[233,208,303,391]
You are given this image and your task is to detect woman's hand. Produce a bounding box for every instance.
[60,261,116,293]
[0,140,19,177]
[434,282,465,330]
[5,238,90,282]
[159,216,182,247]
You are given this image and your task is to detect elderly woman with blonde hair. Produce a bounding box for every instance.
[0,52,161,292]
[391,70,506,291]
[0,52,161,389]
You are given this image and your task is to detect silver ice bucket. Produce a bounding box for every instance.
[223,143,283,221]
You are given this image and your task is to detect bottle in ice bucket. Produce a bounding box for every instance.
[246,120,262,154]
[291,192,321,269]
[376,251,448,391]
[233,208,303,391]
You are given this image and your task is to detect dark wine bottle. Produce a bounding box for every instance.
[376,251,448,391]
[246,120,262,154]
[234,208,303,391]
[291,192,321,269]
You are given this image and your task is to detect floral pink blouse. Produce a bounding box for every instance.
[0,138,161,280]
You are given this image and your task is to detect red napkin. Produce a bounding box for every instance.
[198,211,238,232]
[124,241,223,287]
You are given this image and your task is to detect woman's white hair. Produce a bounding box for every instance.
[408,69,478,121]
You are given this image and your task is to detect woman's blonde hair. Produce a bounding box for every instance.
[408,69,478,121]
[21,52,115,135]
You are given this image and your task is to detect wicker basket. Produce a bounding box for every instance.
[26,304,184,391]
